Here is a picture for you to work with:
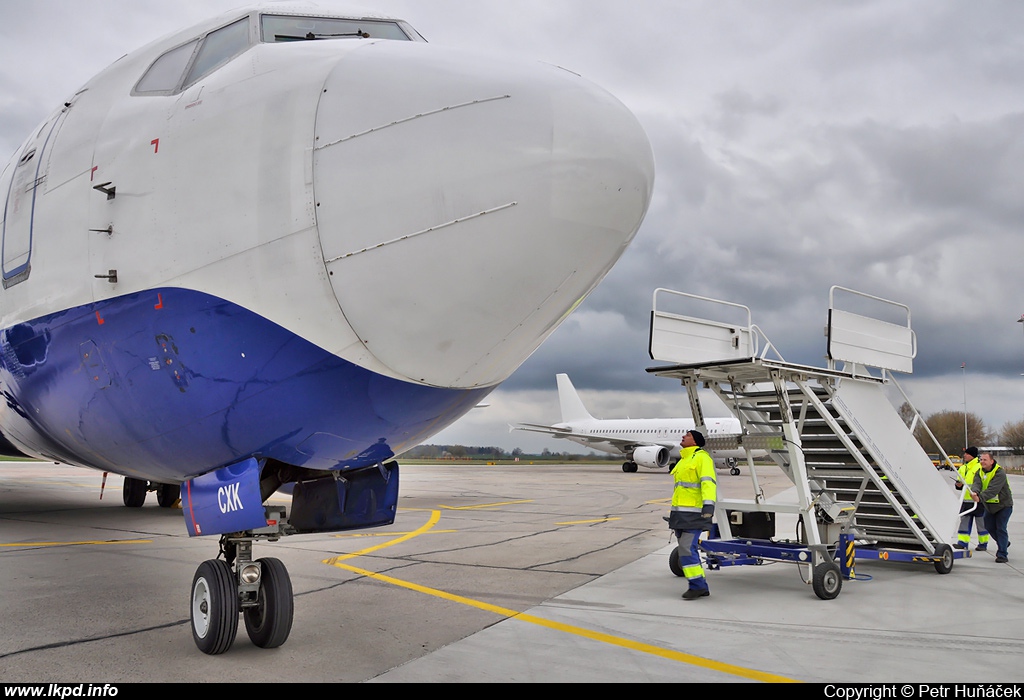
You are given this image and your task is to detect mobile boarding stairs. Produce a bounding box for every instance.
[649,286,965,599]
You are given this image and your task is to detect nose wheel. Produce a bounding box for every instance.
[243,557,294,648]
[189,534,294,654]
[190,559,239,655]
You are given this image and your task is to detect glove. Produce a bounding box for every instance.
[701,504,715,519]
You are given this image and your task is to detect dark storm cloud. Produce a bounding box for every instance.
[2,1,1021,450]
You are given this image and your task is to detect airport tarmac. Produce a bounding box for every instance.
[1,460,1022,683]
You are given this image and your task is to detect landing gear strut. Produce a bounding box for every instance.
[189,517,294,655]
[727,458,740,476]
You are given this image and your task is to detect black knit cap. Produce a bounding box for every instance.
[964,446,979,459]
[687,429,706,447]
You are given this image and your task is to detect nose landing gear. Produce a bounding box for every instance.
[189,510,294,655]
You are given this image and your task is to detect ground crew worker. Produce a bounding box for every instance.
[970,452,1013,563]
[955,446,988,550]
[669,429,716,600]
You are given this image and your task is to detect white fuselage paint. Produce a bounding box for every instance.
[0,3,654,473]
[560,416,744,463]
[0,4,652,389]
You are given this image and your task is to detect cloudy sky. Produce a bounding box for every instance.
[2,1,1022,453]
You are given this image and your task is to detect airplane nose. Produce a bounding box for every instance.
[313,42,654,388]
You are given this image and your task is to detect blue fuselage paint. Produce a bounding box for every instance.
[0,287,491,481]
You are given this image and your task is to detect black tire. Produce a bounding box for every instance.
[156,482,181,508]
[621,462,638,473]
[933,544,954,575]
[191,559,239,655]
[812,562,842,600]
[244,557,294,649]
[730,467,740,476]
[122,477,147,508]
[669,546,685,577]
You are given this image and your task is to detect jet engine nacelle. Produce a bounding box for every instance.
[632,445,669,470]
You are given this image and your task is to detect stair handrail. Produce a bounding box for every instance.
[883,369,960,473]
[751,324,785,362]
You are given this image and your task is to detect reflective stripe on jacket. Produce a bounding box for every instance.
[959,458,981,501]
[671,446,717,512]
[977,464,1013,512]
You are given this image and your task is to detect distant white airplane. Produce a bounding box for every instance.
[514,374,748,473]
[0,3,653,654]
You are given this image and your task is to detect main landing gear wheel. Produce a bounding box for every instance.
[244,557,294,648]
[933,544,954,574]
[622,462,638,473]
[812,562,842,600]
[122,477,147,507]
[191,559,239,655]
[156,482,180,508]
[669,545,685,577]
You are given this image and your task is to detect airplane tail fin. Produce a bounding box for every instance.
[556,374,594,423]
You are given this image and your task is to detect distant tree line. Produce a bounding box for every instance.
[402,444,614,461]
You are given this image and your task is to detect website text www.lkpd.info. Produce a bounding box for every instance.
[4,686,118,698]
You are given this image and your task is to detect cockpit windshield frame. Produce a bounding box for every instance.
[133,12,422,98]
[259,15,412,43]
[134,15,255,96]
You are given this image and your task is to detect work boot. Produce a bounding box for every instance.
[995,556,1008,563]
[682,589,710,600]
[975,545,987,552]
[954,542,968,550]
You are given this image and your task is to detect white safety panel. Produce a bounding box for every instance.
[831,378,960,543]
[649,312,752,365]
[649,289,754,365]
[828,309,915,373]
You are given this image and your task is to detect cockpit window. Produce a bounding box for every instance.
[260,15,411,42]
[136,39,199,94]
[183,18,251,87]
[134,16,252,96]
[134,13,413,97]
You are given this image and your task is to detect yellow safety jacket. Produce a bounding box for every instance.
[978,464,1011,510]
[958,458,981,501]
[670,446,717,529]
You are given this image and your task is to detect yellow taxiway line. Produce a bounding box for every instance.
[323,508,798,683]
[438,499,533,510]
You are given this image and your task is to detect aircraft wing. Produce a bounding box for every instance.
[510,422,574,438]
[512,423,663,453]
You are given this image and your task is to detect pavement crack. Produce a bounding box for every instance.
[0,620,188,660]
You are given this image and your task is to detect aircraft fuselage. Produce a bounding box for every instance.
[0,5,654,484]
